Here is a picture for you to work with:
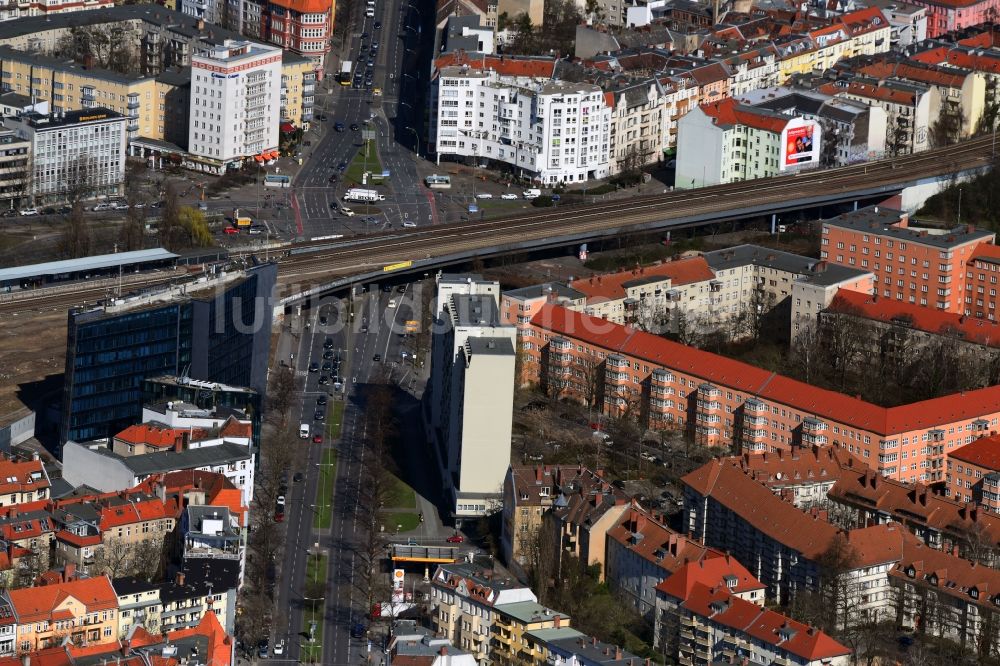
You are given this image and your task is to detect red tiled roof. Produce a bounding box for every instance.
[858,60,968,88]
[839,6,888,34]
[164,611,232,666]
[734,447,855,492]
[828,466,1000,546]
[115,424,205,449]
[530,304,1000,436]
[99,497,172,531]
[678,583,851,661]
[701,97,788,133]
[828,290,1000,348]
[569,257,715,302]
[0,459,48,495]
[655,556,764,600]
[7,576,117,622]
[891,540,1000,611]
[268,0,333,15]
[55,528,102,548]
[912,46,1000,74]
[607,507,722,573]
[434,52,557,79]
[819,80,917,105]
[949,435,1000,472]
[219,418,252,439]
[682,459,839,559]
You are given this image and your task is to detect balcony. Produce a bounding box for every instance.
[802,416,828,433]
[606,354,628,369]
[696,413,721,425]
[550,337,572,352]
[698,383,721,398]
[744,414,768,427]
[127,99,140,110]
[696,399,721,411]
[651,368,673,385]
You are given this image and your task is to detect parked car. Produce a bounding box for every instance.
[317,395,328,406]
[476,192,493,199]
[258,640,269,658]
[293,472,304,482]
[19,208,38,216]
[314,410,325,421]
[274,639,285,656]
[446,533,464,543]
[501,193,518,200]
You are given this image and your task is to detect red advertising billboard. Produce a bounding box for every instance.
[780,119,821,170]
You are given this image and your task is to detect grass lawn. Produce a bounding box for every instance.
[301,552,327,664]
[384,474,416,509]
[326,401,345,441]
[345,140,383,186]
[386,512,421,533]
[313,448,337,530]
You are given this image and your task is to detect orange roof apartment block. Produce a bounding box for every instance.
[948,435,1000,514]
[0,457,50,509]
[820,206,995,314]
[655,577,851,665]
[1,576,119,654]
[523,302,1000,484]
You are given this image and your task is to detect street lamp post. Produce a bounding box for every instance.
[406,127,420,157]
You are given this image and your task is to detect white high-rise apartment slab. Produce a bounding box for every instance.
[434,66,612,185]
[188,40,282,173]
[426,274,516,520]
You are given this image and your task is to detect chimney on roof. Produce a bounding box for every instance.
[439,646,448,656]
[196,18,204,30]
[176,572,186,586]
[64,563,75,581]
[967,224,975,234]
[592,637,598,646]
[554,615,562,628]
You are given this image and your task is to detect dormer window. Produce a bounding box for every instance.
[539,487,550,497]
[970,587,979,599]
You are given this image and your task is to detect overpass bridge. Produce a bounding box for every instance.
[0,136,993,316]
[274,135,995,308]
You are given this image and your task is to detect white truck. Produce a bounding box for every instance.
[344,188,386,203]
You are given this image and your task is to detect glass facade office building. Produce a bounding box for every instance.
[60,263,276,444]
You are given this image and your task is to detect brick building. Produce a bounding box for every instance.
[523,303,1000,481]
[820,206,995,313]
[948,435,1000,513]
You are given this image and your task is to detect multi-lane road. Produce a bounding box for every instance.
[291,0,433,239]
[271,284,417,665]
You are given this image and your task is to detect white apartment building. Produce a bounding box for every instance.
[676,99,798,188]
[188,40,282,173]
[608,81,665,175]
[435,66,611,185]
[6,108,126,204]
[427,274,517,520]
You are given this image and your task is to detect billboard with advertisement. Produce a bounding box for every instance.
[780,118,822,171]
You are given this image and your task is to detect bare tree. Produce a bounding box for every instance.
[265,366,298,427]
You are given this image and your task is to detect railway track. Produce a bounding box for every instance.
[1,136,994,314]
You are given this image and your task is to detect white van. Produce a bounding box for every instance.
[523,188,541,199]
[299,423,310,439]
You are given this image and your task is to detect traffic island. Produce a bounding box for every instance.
[313,448,337,530]
[300,551,328,664]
